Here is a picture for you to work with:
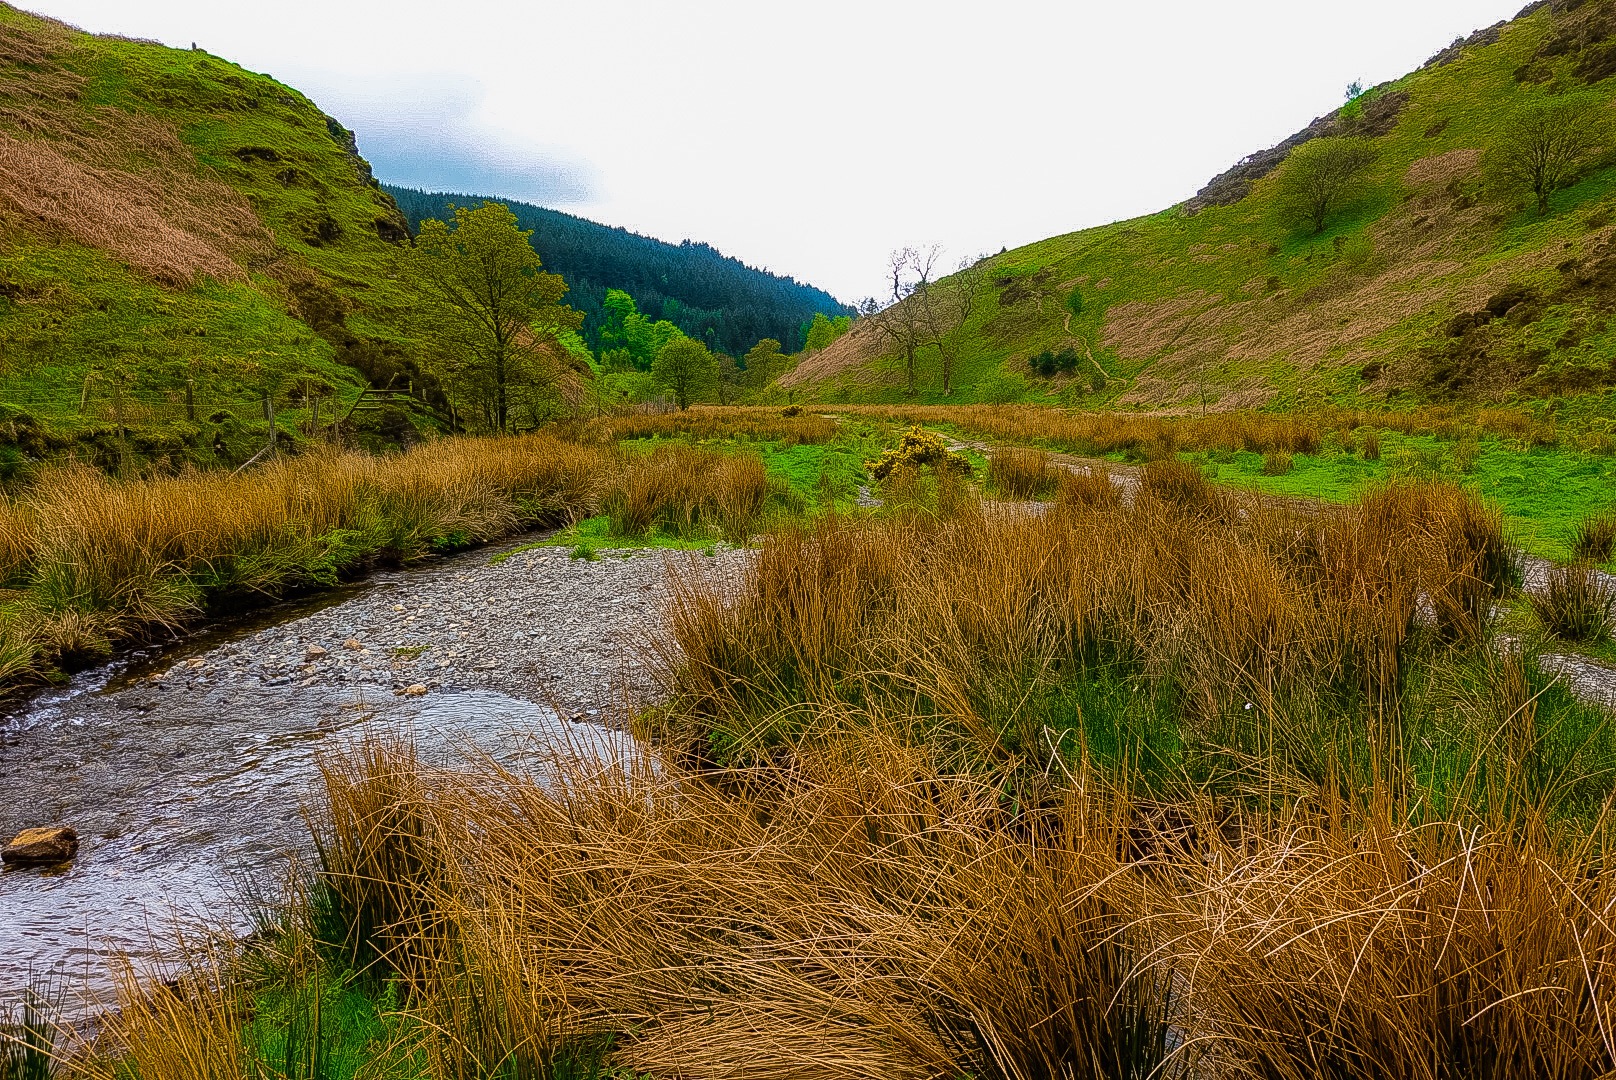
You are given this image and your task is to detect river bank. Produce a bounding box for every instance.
[0,538,749,1014]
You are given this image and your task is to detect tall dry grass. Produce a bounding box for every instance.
[571,406,838,448]
[986,446,1061,499]
[832,403,1566,459]
[94,738,1616,1080]
[652,477,1519,804]
[604,444,784,541]
[0,435,608,681]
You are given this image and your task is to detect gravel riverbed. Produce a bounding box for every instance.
[141,541,755,721]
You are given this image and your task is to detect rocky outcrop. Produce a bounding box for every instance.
[2,826,78,866]
[1183,90,1409,214]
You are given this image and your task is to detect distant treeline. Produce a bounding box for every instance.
[384,185,851,356]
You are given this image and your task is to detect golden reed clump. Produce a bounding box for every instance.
[97,736,1616,1080]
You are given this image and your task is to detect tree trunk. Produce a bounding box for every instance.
[904,341,917,395]
[494,350,508,433]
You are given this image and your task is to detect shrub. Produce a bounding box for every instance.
[866,427,972,482]
[1028,348,1081,378]
[1533,563,1615,643]
[1572,510,1616,564]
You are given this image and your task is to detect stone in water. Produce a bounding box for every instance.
[3,826,79,866]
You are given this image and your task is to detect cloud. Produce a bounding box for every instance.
[286,71,599,206]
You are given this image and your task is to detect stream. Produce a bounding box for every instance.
[0,543,659,1019]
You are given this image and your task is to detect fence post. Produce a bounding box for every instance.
[264,393,277,455]
[185,379,196,423]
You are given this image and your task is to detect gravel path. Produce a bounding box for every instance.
[143,541,755,722]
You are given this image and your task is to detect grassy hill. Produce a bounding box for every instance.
[386,186,851,357]
[787,0,1616,419]
[0,3,437,466]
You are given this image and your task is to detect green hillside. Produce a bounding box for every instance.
[0,3,443,465]
[788,0,1616,417]
[386,185,851,357]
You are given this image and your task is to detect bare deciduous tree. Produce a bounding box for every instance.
[858,246,940,396]
[918,254,989,396]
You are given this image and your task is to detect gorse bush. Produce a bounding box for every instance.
[864,426,972,482]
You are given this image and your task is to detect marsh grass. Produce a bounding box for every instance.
[603,444,792,542]
[0,435,608,682]
[987,446,1060,499]
[646,478,1561,816]
[92,734,1616,1080]
[1534,563,1616,643]
[1574,509,1616,564]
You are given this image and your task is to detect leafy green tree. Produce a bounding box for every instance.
[803,312,849,353]
[714,352,743,405]
[743,337,786,389]
[402,201,579,432]
[652,336,719,409]
[599,288,684,369]
[1486,98,1607,216]
[1272,136,1378,235]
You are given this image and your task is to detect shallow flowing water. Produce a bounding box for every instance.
[0,575,640,1018]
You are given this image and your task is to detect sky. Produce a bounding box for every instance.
[27,1,1528,303]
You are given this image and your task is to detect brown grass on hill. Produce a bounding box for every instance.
[0,134,262,284]
[779,320,886,388]
[0,13,272,284]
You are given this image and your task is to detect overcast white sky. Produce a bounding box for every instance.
[28,1,1525,302]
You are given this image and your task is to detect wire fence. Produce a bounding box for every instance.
[0,384,417,433]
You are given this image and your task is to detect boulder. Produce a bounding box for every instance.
[3,826,79,866]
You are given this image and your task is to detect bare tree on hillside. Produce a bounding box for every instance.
[918,254,989,396]
[859,246,940,396]
[1487,98,1607,216]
